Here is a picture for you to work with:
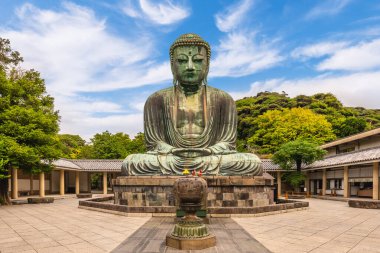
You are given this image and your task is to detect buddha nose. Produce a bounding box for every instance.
[186,58,194,70]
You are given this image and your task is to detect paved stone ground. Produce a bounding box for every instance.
[1,197,380,253]
[0,196,150,253]
[112,217,270,253]
[234,198,380,253]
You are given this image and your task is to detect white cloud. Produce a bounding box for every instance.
[122,0,190,25]
[211,0,281,77]
[291,41,349,59]
[317,39,380,71]
[229,71,380,109]
[305,0,351,20]
[1,3,172,95]
[210,32,283,77]
[0,2,172,138]
[215,0,253,32]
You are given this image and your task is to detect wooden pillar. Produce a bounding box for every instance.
[322,169,327,196]
[103,172,107,194]
[373,162,379,200]
[60,169,65,195]
[277,171,281,197]
[39,172,45,197]
[343,166,349,198]
[11,167,18,199]
[304,171,310,195]
[29,173,34,196]
[75,171,80,195]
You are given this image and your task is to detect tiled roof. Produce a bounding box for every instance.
[53,159,122,172]
[52,159,81,170]
[53,158,287,172]
[307,146,380,169]
[261,159,284,172]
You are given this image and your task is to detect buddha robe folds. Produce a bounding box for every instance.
[121,86,262,176]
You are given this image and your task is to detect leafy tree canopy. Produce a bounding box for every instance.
[237,92,379,153]
[57,134,86,159]
[74,131,146,159]
[248,108,336,154]
[272,139,326,171]
[272,139,326,190]
[0,37,60,203]
[0,38,60,173]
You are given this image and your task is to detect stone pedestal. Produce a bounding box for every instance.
[166,234,216,250]
[113,175,274,208]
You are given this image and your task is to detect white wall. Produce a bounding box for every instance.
[18,179,50,191]
[359,136,380,150]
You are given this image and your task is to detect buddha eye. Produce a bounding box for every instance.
[193,59,203,64]
[177,59,187,64]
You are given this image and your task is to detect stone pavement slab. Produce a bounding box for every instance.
[234,198,380,253]
[111,217,271,253]
[0,196,149,253]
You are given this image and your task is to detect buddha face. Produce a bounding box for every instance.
[172,45,208,86]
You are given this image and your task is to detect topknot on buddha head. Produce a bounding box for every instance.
[169,33,211,65]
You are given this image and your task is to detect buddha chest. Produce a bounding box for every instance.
[176,93,205,137]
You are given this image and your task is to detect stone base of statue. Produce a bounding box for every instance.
[113,175,274,212]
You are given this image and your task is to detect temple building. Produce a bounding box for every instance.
[305,128,380,200]
[9,160,121,199]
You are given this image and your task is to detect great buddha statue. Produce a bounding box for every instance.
[122,33,262,176]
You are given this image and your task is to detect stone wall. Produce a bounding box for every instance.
[348,199,380,209]
[113,175,274,208]
[79,196,308,217]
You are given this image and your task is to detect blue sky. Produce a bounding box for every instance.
[1,0,380,140]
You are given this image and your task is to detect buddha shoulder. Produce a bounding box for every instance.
[206,86,235,101]
[145,87,173,104]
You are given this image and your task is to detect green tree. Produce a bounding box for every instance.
[236,91,294,150]
[57,134,86,159]
[248,108,336,154]
[78,131,146,159]
[90,131,131,159]
[272,139,326,190]
[0,38,60,204]
[128,132,146,154]
[236,92,380,151]
[272,139,326,172]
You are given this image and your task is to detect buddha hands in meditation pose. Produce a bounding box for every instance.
[122,33,262,176]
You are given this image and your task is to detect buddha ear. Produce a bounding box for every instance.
[202,77,207,86]
[173,78,178,86]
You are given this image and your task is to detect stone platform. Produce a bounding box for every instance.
[113,175,274,208]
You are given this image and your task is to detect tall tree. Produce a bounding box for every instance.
[272,139,326,190]
[89,131,132,159]
[248,108,336,154]
[0,38,60,204]
[272,139,326,172]
[77,131,147,159]
[57,134,86,159]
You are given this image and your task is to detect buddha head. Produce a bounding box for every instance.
[170,34,211,87]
